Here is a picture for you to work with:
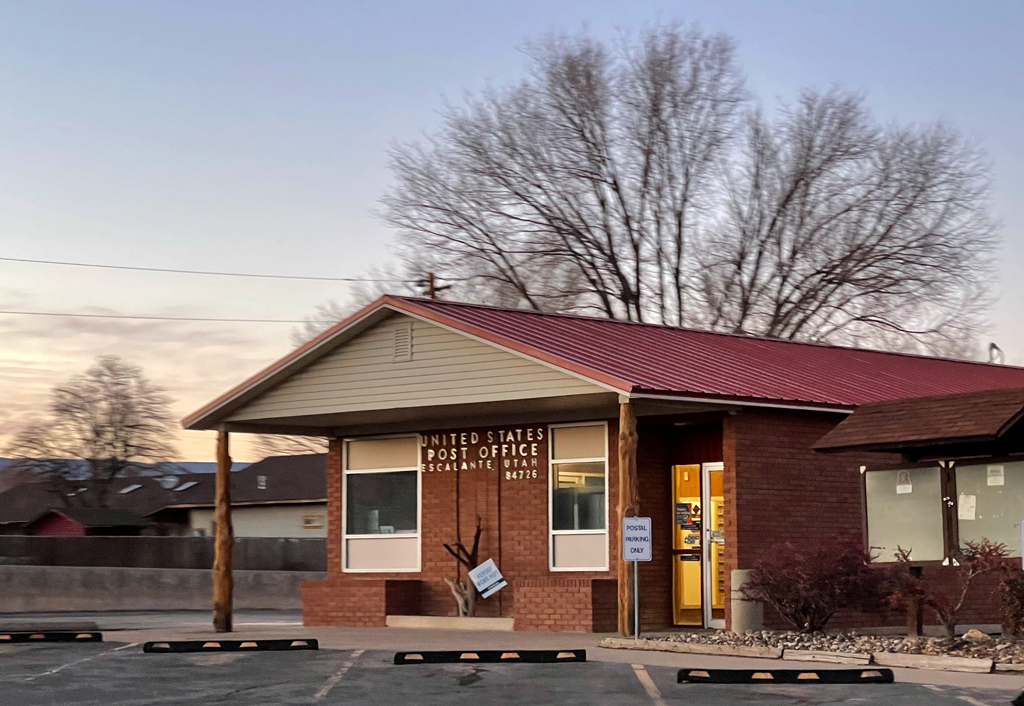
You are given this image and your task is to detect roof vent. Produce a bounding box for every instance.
[173,481,198,492]
[257,475,267,490]
[393,321,412,362]
[157,475,180,490]
[119,484,143,494]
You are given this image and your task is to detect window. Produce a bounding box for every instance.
[173,481,198,492]
[257,475,267,490]
[303,514,325,530]
[118,484,142,494]
[343,436,420,572]
[865,467,944,562]
[956,461,1024,556]
[549,423,608,570]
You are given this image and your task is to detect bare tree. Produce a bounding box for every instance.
[3,356,178,507]
[251,434,329,458]
[382,24,997,354]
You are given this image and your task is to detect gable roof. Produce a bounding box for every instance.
[183,296,1024,429]
[813,387,1024,455]
[0,456,326,525]
[28,508,151,528]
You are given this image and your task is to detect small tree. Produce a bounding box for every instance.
[741,536,887,633]
[889,539,1010,639]
[443,517,482,617]
[3,356,178,508]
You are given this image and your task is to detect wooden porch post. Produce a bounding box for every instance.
[213,430,233,633]
[617,400,639,636]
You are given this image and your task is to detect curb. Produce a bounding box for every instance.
[600,637,1007,674]
[599,637,782,659]
[782,649,870,665]
[872,652,993,674]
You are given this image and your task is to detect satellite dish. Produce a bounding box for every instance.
[157,475,180,489]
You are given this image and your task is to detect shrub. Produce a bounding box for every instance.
[1001,573,1024,637]
[741,535,887,633]
[888,539,1011,640]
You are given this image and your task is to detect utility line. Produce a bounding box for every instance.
[0,310,315,324]
[0,256,408,283]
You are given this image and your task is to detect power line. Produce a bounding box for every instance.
[0,256,408,283]
[0,310,315,324]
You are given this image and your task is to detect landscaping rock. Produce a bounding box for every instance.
[964,628,992,642]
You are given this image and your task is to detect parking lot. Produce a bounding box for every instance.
[0,639,1019,705]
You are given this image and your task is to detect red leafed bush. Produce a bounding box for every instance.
[888,539,1011,639]
[741,535,888,633]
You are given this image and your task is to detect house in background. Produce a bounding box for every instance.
[0,454,326,538]
[150,454,327,538]
[25,508,151,537]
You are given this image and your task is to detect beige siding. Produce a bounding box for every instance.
[189,504,327,538]
[227,314,601,421]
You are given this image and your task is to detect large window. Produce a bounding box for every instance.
[343,436,420,572]
[956,461,1024,556]
[865,467,944,562]
[549,423,608,570]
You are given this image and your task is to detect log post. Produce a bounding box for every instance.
[617,400,639,636]
[212,430,233,633]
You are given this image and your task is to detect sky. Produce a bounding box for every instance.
[1,1,1023,461]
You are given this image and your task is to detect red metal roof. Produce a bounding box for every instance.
[390,297,1024,409]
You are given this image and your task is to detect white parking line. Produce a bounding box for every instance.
[631,663,667,706]
[957,696,993,706]
[24,642,139,682]
[313,649,364,703]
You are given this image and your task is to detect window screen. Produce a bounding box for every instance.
[956,461,1024,556]
[865,467,944,562]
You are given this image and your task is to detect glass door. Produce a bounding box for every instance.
[672,464,702,625]
[672,462,726,628]
[702,462,725,629]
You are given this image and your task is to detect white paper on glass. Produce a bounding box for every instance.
[958,494,977,521]
[988,465,1005,486]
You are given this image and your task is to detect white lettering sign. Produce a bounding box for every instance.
[468,558,507,599]
[621,517,653,562]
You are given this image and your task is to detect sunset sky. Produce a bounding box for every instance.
[2,1,1023,461]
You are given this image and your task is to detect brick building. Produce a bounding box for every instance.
[184,296,1024,632]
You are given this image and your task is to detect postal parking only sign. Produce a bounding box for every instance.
[622,517,653,562]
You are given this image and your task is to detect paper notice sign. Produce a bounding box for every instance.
[958,494,977,521]
[896,470,913,495]
[988,465,1005,486]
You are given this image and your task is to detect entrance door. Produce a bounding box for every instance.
[672,463,726,628]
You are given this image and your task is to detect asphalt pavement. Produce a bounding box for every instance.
[0,640,1019,706]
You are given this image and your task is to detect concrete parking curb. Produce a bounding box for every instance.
[782,649,871,665]
[599,637,783,659]
[872,652,993,674]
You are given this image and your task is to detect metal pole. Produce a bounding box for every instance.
[634,559,639,640]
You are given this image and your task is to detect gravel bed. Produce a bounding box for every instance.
[652,630,1024,663]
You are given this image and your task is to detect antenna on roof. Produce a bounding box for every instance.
[989,342,1005,365]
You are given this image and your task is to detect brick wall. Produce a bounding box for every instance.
[304,423,620,632]
[512,578,617,631]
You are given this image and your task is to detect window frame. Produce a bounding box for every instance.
[341,434,421,573]
[862,454,1024,565]
[548,421,610,572]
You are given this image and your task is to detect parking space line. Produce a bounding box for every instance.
[957,696,993,706]
[313,649,364,703]
[24,643,139,682]
[631,664,667,706]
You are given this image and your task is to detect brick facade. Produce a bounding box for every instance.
[302,408,1005,632]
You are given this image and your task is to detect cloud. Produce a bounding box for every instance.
[0,291,296,461]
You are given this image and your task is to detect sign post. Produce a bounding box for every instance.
[621,516,652,640]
